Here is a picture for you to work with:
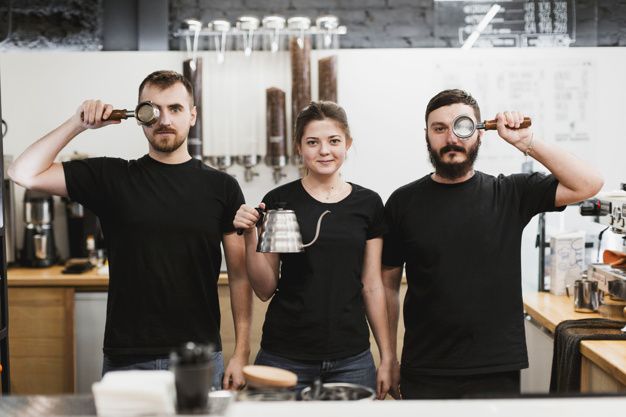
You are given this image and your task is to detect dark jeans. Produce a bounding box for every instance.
[400,370,521,399]
[102,351,225,390]
[255,348,377,392]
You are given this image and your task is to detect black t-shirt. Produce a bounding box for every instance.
[63,155,244,356]
[260,180,385,360]
[382,171,564,376]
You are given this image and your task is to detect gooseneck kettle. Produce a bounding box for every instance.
[256,202,330,253]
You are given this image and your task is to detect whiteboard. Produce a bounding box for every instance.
[335,48,624,201]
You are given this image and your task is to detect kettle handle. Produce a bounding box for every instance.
[236,207,265,235]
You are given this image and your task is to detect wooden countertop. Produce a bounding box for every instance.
[7,266,229,288]
[8,265,109,288]
[522,291,602,333]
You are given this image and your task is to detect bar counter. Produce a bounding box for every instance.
[2,392,626,417]
[523,292,626,391]
[6,266,231,395]
[7,269,626,396]
[6,266,399,395]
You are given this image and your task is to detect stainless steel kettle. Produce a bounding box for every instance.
[256,204,330,253]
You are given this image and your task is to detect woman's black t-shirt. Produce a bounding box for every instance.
[260,180,385,361]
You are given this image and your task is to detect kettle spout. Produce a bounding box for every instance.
[302,210,331,248]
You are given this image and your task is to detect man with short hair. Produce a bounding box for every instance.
[382,89,603,399]
[9,70,252,389]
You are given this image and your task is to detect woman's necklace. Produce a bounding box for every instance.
[303,177,347,202]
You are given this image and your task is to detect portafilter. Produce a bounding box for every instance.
[81,101,160,126]
[108,101,160,126]
[452,114,532,140]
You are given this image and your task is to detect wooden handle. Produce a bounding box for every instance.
[107,109,130,121]
[484,116,531,130]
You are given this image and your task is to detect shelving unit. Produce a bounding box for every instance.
[0,72,11,393]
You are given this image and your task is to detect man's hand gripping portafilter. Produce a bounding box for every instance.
[81,101,160,126]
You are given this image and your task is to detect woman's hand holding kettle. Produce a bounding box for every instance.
[234,203,265,235]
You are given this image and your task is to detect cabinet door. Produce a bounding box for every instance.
[580,357,626,392]
[75,291,107,393]
[9,287,75,394]
[521,318,554,393]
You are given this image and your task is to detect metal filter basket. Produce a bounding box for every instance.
[300,382,375,401]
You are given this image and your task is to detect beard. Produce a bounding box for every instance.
[428,137,481,180]
[147,126,186,153]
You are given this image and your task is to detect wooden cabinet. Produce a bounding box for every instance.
[580,340,626,393]
[8,287,75,394]
[7,267,107,394]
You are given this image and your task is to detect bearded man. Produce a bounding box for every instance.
[9,70,252,390]
[381,89,603,399]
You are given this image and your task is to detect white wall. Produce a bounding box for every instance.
[1,49,624,289]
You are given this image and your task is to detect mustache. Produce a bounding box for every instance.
[154,126,177,134]
[440,145,466,156]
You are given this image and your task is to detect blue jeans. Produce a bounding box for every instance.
[102,351,225,390]
[255,348,376,392]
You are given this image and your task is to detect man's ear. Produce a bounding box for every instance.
[425,131,432,150]
[190,105,197,126]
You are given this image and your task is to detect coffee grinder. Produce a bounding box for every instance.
[21,189,57,267]
[64,197,101,259]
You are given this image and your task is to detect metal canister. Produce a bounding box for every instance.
[573,279,600,313]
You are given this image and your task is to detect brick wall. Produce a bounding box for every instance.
[168,0,625,48]
[0,0,102,50]
[0,0,624,50]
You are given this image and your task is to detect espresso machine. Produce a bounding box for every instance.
[580,186,626,321]
[20,189,57,267]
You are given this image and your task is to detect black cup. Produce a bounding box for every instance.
[170,342,214,414]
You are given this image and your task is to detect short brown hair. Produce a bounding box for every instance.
[425,89,481,123]
[138,70,194,102]
[294,101,351,147]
